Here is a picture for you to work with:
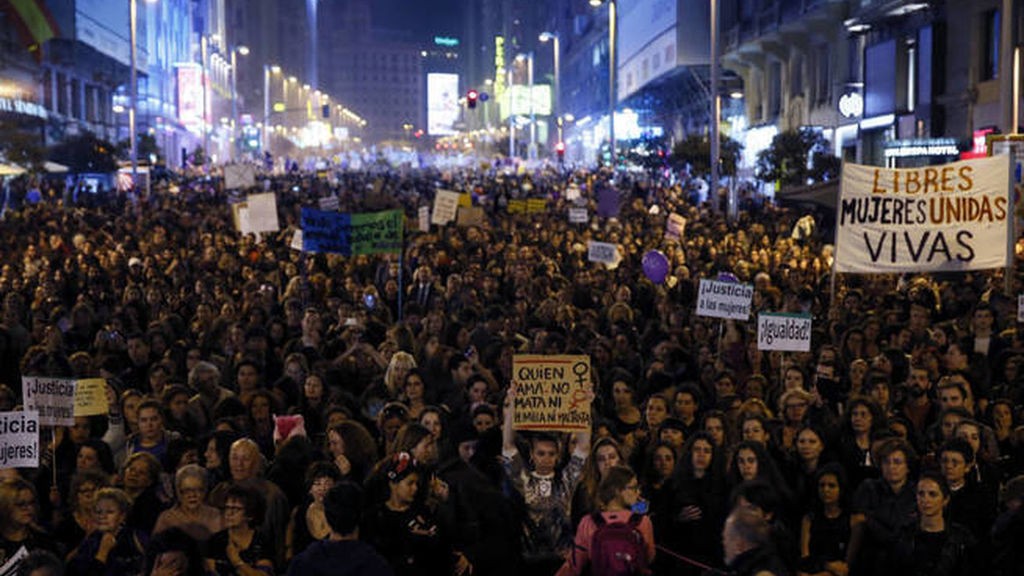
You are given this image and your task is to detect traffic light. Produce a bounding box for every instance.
[555,141,565,162]
[467,89,479,109]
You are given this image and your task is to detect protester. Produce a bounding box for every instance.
[0,163,1022,576]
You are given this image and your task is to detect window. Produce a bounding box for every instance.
[982,9,1000,81]
[815,46,830,104]
[769,61,782,117]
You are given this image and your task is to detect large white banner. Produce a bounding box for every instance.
[836,156,1011,273]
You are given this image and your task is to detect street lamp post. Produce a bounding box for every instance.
[263,64,280,156]
[517,53,536,159]
[539,32,561,146]
[590,0,616,165]
[710,0,722,215]
[230,45,249,161]
[508,68,515,159]
[129,0,156,190]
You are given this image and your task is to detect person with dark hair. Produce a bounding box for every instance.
[287,482,394,576]
[361,452,453,576]
[144,527,204,576]
[847,437,918,575]
[662,431,727,576]
[325,421,379,483]
[798,463,850,576]
[885,471,975,576]
[937,438,995,562]
[53,470,110,553]
[204,484,275,576]
[285,461,342,562]
[202,431,239,488]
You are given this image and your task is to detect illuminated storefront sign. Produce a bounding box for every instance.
[883,138,960,158]
[0,96,47,119]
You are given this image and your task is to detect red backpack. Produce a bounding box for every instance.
[587,512,650,576]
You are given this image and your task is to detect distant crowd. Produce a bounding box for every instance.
[0,164,1021,576]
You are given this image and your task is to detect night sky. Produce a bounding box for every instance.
[373,0,463,39]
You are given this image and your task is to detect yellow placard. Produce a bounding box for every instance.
[512,355,591,432]
[74,378,109,417]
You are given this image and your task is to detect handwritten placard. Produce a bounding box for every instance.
[74,379,109,417]
[512,355,592,432]
[432,190,461,225]
[568,207,588,223]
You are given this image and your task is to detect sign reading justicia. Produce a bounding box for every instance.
[835,156,1011,273]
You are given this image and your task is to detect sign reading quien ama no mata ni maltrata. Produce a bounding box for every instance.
[836,155,1010,273]
[512,355,592,432]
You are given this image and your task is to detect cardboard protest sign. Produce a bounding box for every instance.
[696,279,754,321]
[74,379,109,417]
[0,411,40,469]
[431,190,461,225]
[507,199,528,214]
[457,206,485,227]
[223,164,256,190]
[290,230,304,251]
[568,207,588,224]
[665,213,687,241]
[512,355,592,432]
[757,312,812,352]
[246,192,280,232]
[22,377,76,426]
[318,195,340,211]
[301,209,404,255]
[836,156,1010,273]
[527,198,547,213]
[418,206,430,232]
[587,241,619,264]
[231,203,253,235]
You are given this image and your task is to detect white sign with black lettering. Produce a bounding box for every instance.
[22,377,76,426]
[587,241,619,264]
[569,207,588,223]
[757,313,812,352]
[696,279,754,321]
[0,411,40,469]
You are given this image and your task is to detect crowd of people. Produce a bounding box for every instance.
[0,163,1022,576]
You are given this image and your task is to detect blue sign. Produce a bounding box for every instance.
[479,92,490,102]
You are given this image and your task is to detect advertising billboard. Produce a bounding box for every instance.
[499,85,552,120]
[427,73,460,136]
[177,64,204,135]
